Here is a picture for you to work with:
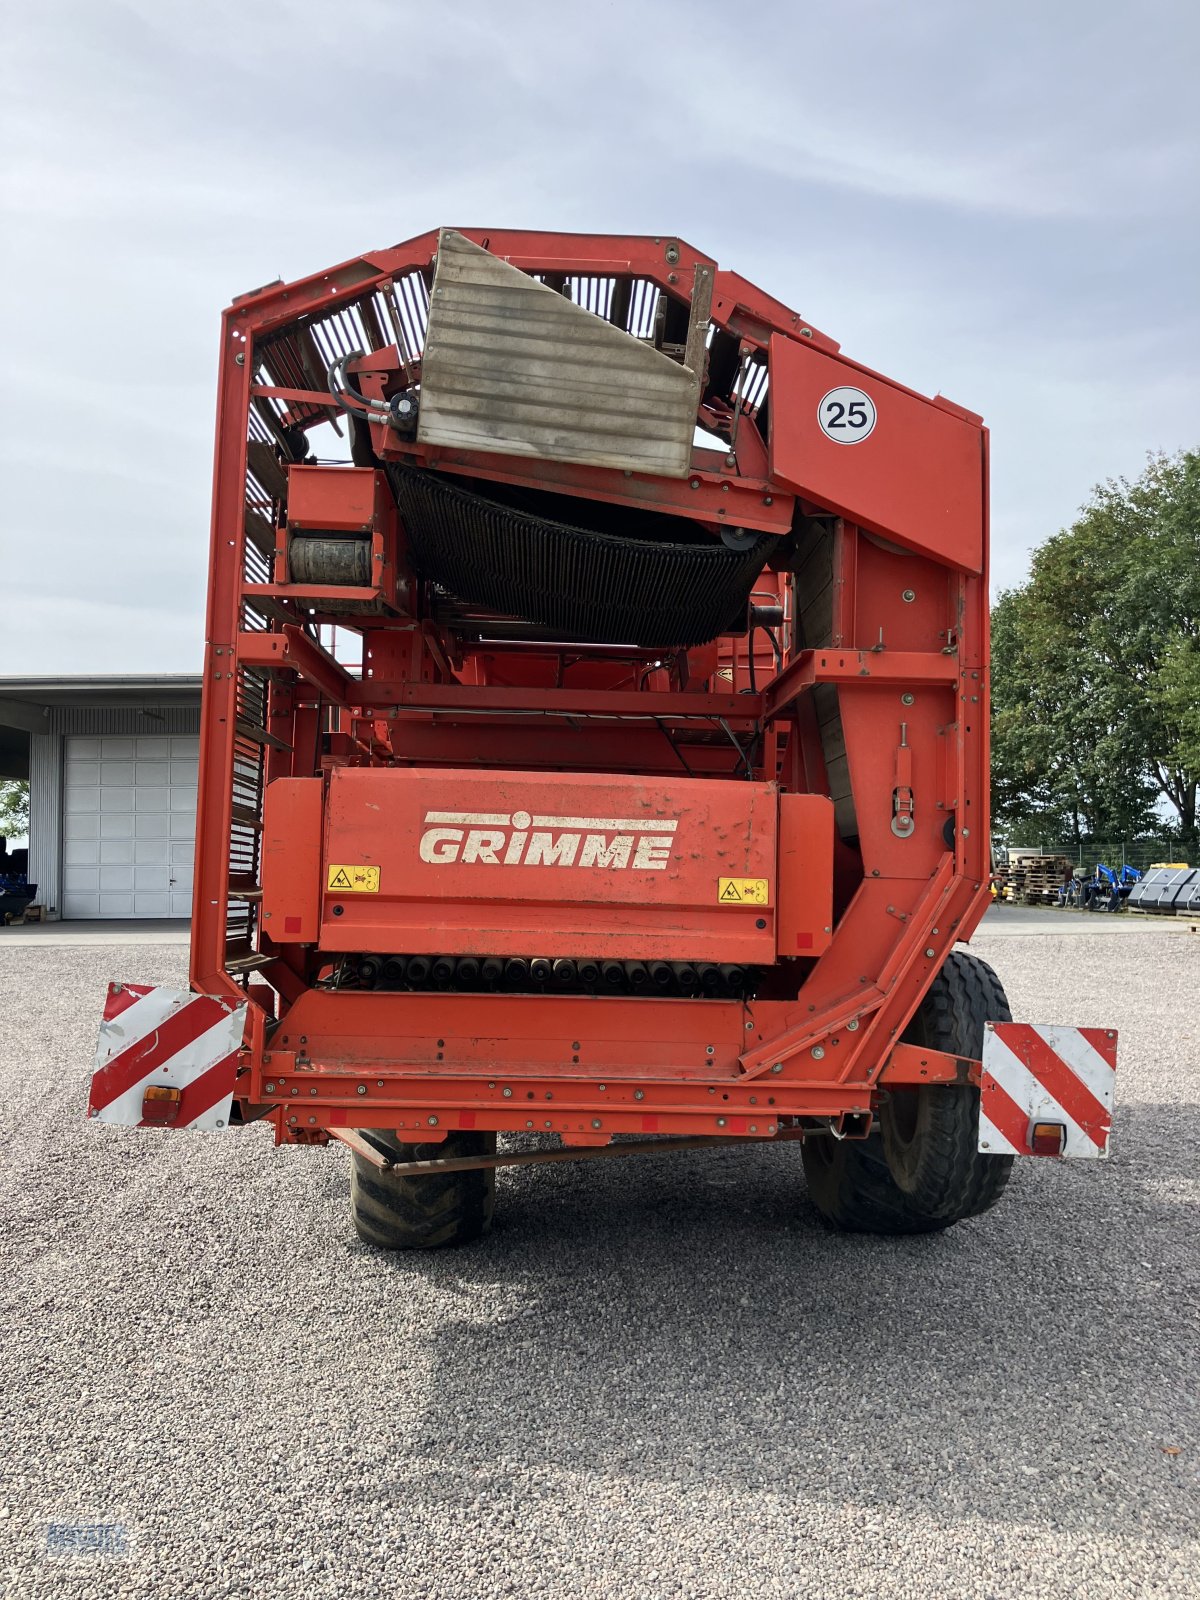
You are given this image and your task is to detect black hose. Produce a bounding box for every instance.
[327,351,390,419]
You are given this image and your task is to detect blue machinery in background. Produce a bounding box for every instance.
[1058,863,1143,912]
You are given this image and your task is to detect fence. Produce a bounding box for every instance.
[1000,841,1192,872]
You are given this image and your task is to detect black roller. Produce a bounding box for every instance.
[388,463,775,649]
[431,955,456,985]
[288,534,372,586]
[456,956,481,987]
[344,951,758,997]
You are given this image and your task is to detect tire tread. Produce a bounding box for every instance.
[350,1131,496,1249]
[801,950,1014,1233]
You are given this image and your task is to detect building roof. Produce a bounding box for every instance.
[0,675,202,711]
[0,677,203,776]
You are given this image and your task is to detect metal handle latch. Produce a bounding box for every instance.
[891,721,915,837]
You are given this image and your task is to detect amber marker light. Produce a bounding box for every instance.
[1030,1121,1067,1156]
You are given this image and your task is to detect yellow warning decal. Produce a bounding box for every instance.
[326,864,380,894]
[718,877,769,905]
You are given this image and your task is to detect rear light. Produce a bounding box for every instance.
[141,1085,182,1125]
[1030,1120,1066,1156]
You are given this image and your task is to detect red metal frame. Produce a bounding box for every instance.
[193,229,993,1150]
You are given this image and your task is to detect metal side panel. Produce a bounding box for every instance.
[417,229,706,478]
[315,766,780,961]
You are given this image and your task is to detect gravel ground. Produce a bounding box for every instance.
[1,929,1197,1599]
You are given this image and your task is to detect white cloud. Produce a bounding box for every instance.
[2,0,1198,672]
[0,593,203,675]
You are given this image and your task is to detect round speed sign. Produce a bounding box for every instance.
[817,386,877,444]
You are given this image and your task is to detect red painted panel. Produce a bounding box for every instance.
[320,768,779,961]
[775,794,834,956]
[768,335,983,573]
[286,465,389,531]
[262,779,323,942]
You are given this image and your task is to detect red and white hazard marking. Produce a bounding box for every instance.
[979,1022,1117,1159]
[88,983,247,1131]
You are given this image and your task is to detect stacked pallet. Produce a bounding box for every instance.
[1004,854,1073,905]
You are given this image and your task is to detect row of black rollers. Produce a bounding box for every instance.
[352,954,754,998]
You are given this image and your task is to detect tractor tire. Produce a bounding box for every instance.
[802,950,1014,1234]
[800,1133,951,1235]
[881,950,1014,1220]
[350,1130,496,1250]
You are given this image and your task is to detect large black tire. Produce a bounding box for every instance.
[802,951,1014,1234]
[800,1133,951,1235]
[350,1130,496,1249]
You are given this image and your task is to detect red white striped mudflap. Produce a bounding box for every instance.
[979,1022,1118,1159]
[88,983,248,1132]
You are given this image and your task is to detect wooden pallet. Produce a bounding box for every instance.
[1003,855,1073,904]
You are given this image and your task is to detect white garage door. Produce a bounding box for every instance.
[63,735,198,919]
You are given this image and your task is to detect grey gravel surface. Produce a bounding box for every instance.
[1,931,1196,1599]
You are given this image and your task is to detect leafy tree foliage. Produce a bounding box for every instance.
[991,450,1200,849]
[0,780,29,843]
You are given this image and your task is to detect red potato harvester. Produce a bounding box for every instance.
[89,229,1118,1246]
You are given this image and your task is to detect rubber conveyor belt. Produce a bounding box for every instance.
[387,463,775,649]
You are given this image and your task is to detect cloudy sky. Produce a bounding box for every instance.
[3,0,1198,674]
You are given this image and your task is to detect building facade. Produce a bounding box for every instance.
[0,677,202,920]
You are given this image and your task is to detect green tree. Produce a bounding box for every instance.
[0,779,30,843]
[1159,636,1200,778]
[991,450,1200,849]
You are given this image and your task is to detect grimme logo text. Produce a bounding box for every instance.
[419,810,678,870]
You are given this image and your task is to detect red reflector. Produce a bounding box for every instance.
[142,1085,183,1125]
[1030,1120,1066,1156]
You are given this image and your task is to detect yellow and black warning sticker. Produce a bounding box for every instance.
[326,864,381,894]
[717,877,770,905]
